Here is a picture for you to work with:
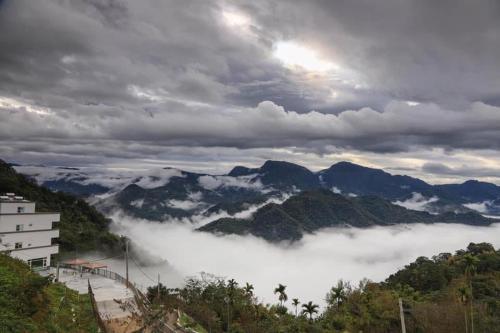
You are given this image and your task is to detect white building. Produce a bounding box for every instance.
[0,193,59,269]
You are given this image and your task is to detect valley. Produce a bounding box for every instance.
[3,159,500,332]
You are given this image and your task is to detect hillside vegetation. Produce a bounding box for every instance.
[147,242,500,333]
[0,254,98,333]
[0,160,122,253]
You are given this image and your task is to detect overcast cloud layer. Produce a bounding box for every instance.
[1,0,500,182]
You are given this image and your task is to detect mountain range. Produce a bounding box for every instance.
[11,160,500,243]
[15,160,500,220]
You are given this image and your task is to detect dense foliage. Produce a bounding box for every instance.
[199,190,493,241]
[0,254,98,333]
[146,242,500,333]
[0,160,122,253]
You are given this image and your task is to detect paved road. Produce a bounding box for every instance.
[56,269,143,332]
[50,268,186,333]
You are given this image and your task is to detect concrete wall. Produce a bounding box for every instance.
[0,229,59,249]
[10,245,59,267]
[0,213,60,233]
[0,202,36,214]
[0,209,60,268]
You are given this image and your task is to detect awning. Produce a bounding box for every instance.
[63,258,90,265]
[81,262,108,270]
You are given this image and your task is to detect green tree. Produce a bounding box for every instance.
[274,284,288,307]
[326,280,348,308]
[244,282,254,298]
[292,298,300,317]
[146,282,169,303]
[301,301,319,322]
[461,254,479,333]
[227,279,238,300]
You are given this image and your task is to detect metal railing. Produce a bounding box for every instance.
[57,264,188,333]
[58,264,151,314]
[89,267,151,312]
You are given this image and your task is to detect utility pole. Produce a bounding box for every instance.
[56,262,60,282]
[125,239,129,288]
[470,281,474,333]
[157,273,161,299]
[399,298,407,333]
[224,296,230,332]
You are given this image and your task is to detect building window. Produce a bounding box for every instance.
[17,207,25,213]
[14,242,22,249]
[15,224,24,232]
[28,257,47,269]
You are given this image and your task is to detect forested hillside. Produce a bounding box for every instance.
[0,160,122,253]
[147,242,500,333]
[0,254,98,333]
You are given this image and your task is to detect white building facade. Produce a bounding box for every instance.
[0,193,59,269]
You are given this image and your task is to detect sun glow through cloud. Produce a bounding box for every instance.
[273,41,337,72]
[222,10,250,27]
[0,96,51,115]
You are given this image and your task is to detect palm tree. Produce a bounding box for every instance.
[301,301,319,322]
[228,279,238,290]
[327,280,347,308]
[458,286,469,333]
[274,284,288,307]
[227,279,238,299]
[244,282,254,297]
[462,254,479,333]
[292,298,300,317]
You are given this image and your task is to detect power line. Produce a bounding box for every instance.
[129,254,157,284]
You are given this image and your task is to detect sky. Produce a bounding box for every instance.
[1,0,500,184]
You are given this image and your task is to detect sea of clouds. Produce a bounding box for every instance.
[106,215,500,307]
[393,192,439,212]
[14,165,185,192]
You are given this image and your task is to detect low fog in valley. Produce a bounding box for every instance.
[106,214,500,307]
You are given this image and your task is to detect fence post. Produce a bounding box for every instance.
[399,298,407,333]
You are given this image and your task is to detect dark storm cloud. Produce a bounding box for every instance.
[238,0,500,107]
[1,0,500,175]
[422,162,500,179]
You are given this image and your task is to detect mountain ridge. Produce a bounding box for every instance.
[13,160,500,220]
[198,189,494,242]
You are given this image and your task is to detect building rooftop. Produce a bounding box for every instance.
[0,193,32,203]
